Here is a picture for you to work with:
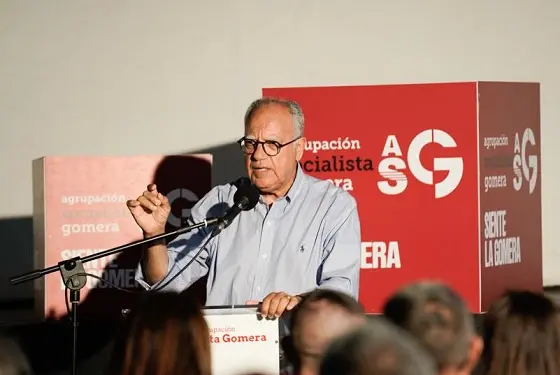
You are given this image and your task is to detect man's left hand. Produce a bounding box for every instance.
[246,292,302,319]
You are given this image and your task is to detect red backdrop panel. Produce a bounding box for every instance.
[478,82,542,310]
[32,155,212,320]
[263,83,480,313]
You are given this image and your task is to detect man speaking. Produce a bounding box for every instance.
[127,97,361,318]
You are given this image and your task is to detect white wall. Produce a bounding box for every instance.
[0,0,559,299]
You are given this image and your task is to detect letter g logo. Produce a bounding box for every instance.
[166,188,199,228]
[407,129,464,199]
[513,128,538,194]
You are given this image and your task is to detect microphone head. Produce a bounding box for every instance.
[233,184,260,211]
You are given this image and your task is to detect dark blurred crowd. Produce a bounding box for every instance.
[1,282,559,375]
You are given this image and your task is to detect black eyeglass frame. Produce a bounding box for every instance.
[237,136,302,156]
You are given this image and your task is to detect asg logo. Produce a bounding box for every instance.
[513,128,538,194]
[166,188,199,228]
[378,129,464,199]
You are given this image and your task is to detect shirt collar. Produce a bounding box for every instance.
[285,162,305,204]
[256,163,306,207]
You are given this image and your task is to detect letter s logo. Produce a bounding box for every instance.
[407,129,464,199]
[513,128,538,194]
[377,129,464,199]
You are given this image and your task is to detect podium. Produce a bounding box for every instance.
[121,305,282,375]
[204,305,281,375]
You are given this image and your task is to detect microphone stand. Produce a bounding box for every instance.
[9,217,220,375]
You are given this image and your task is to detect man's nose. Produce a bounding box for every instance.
[251,143,268,160]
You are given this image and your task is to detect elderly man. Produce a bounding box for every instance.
[127,97,361,318]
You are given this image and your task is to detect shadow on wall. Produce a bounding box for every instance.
[205,142,246,186]
[0,217,34,308]
[0,141,244,304]
[0,141,244,375]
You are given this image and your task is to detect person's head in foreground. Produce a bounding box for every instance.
[482,290,560,375]
[239,97,306,204]
[288,288,367,375]
[382,281,483,375]
[0,336,32,375]
[109,292,211,375]
[320,316,437,375]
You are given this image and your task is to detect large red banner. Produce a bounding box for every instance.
[32,155,212,319]
[263,82,542,313]
[477,82,542,310]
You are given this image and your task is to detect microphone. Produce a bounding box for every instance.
[151,183,259,292]
[212,184,260,236]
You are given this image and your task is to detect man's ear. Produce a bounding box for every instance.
[281,335,299,366]
[295,137,306,161]
[465,335,484,372]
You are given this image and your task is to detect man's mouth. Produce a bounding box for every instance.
[252,166,268,171]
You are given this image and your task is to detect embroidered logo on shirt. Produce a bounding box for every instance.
[299,245,305,252]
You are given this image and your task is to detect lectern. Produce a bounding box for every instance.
[122,305,282,375]
[204,305,281,375]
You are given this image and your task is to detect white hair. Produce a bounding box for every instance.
[244,97,305,137]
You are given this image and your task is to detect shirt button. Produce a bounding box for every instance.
[257,286,261,291]
[267,221,273,226]
[261,254,267,259]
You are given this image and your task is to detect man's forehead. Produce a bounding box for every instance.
[244,123,282,140]
[297,329,333,356]
[296,310,365,355]
[245,126,293,142]
[297,303,365,334]
[249,102,291,119]
[246,105,292,131]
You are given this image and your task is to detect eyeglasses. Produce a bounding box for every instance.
[237,137,301,156]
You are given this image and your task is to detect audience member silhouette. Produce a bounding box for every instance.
[107,291,211,375]
[320,316,437,375]
[383,281,483,375]
[0,336,33,375]
[285,288,367,375]
[482,290,560,375]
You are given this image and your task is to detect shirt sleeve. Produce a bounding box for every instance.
[317,195,361,299]
[135,186,225,292]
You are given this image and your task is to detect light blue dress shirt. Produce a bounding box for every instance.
[135,164,361,305]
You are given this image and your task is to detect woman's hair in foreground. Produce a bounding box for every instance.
[483,290,560,375]
[110,292,211,375]
[382,280,475,371]
[0,336,32,375]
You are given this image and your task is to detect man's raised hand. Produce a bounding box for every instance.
[126,184,171,237]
